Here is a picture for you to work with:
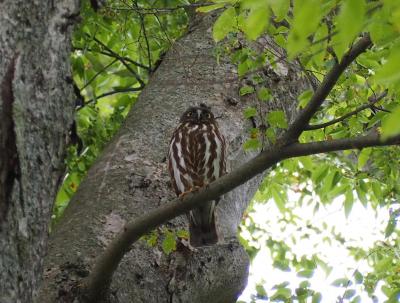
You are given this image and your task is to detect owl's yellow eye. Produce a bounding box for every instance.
[205,113,211,118]
[187,112,193,117]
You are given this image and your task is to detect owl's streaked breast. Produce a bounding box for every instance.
[168,121,225,195]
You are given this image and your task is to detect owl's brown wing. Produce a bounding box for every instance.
[168,124,193,196]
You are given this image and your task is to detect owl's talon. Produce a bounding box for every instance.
[192,185,202,192]
[178,186,202,198]
[180,239,198,253]
[178,190,190,199]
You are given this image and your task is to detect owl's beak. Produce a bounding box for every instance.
[196,109,202,121]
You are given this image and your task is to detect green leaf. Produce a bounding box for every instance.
[344,190,354,218]
[387,289,400,303]
[241,0,270,40]
[244,107,257,118]
[333,0,366,59]
[374,48,400,84]
[368,14,397,46]
[257,87,271,101]
[299,156,313,170]
[331,278,351,287]
[371,182,382,200]
[354,270,363,284]
[271,185,286,212]
[255,284,267,297]
[197,3,226,13]
[176,229,189,239]
[312,165,329,184]
[77,161,86,172]
[298,89,313,109]
[382,105,400,139]
[320,170,337,195]
[299,281,310,289]
[356,186,368,207]
[112,68,139,78]
[244,138,261,150]
[343,289,356,299]
[265,127,276,143]
[329,183,348,198]
[384,217,397,238]
[270,0,290,22]
[162,231,176,255]
[145,232,158,247]
[312,292,322,303]
[267,110,288,129]
[287,0,323,58]
[72,56,85,78]
[295,287,308,297]
[240,85,255,95]
[213,7,237,42]
[273,260,290,271]
[271,287,291,300]
[297,270,314,278]
[357,148,371,170]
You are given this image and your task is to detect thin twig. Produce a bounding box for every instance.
[105,2,216,14]
[78,87,143,109]
[305,90,388,130]
[134,1,152,71]
[81,58,118,91]
[73,47,150,71]
[311,30,338,46]
[153,12,173,46]
[90,36,146,87]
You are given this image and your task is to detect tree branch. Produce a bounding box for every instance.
[81,131,400,302]
[134,0,152,71]
[305,90,388,130]
[91,36,146,87]
[73,47,151,71]
[284,35,373,141]
[105,2,217,14]
[80,58,118,91]
[79,87,143,109]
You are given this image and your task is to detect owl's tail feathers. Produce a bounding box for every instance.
[188,202,219,247]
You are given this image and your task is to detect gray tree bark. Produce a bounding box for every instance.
[0,1,79,302]
[38,12,310,303]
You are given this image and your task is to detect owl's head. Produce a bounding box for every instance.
[180,104,215,124]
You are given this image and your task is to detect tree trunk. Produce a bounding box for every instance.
[0,1,79,302]
[38,12,310,303]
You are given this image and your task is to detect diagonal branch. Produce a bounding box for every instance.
[81,131,400,302]
[78,87,143,109]
[305,90,388,130]
[284,35,373,142]
[91,36,146,87]
[80,58,118,91]
[73,47,151,71]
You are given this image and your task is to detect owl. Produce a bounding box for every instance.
[168,104,226,247]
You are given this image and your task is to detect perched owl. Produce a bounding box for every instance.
[168,104,226,247]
